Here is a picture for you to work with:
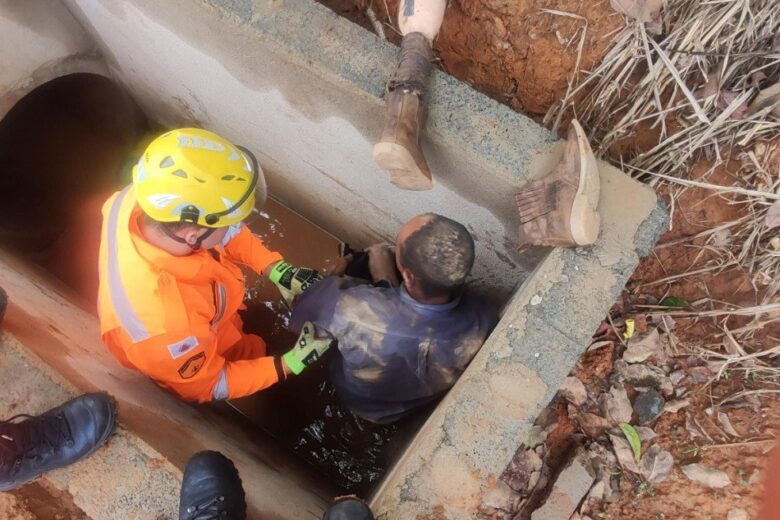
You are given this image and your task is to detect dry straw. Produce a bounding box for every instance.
[547,0,780,382]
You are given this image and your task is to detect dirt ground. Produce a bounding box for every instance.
[319,0,621,117]
[319,1,778,518]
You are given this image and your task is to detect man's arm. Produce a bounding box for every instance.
[123,329,283,403]
[220,223,283,275]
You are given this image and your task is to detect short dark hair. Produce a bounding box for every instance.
[399,214,475,298]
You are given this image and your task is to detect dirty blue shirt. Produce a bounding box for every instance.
[290,276,498,423]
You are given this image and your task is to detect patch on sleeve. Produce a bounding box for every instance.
[167,336,199,360]
[178,352,206,379]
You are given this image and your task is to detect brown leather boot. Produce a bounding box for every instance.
[373,32,434,191]
[515,120,601,250]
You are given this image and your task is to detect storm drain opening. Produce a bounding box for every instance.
[0,73,504,497]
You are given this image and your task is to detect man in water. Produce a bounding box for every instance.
[291,213,498,423]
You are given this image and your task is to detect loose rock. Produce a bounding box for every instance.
[531,452,594,520]
[639,445,674,484]
[681,464,731,488]
[634,389,665,425]
[624,364,673,396]
[727,508,748,520]
[622,328,661,363]
[664,399,690,414]
[502,448,544,494]
[559,377,588,406]
[575,412,613,439]
[602,386,633,425]
[480,479,523,518]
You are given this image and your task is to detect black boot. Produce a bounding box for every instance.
[0,393,117,491]
[180,451,246,520]
[323,496,375,520]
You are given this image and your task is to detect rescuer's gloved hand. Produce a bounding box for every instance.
[282,321,336,375]
[268,260,323,307]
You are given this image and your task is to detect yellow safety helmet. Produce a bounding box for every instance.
[132,128,266,228]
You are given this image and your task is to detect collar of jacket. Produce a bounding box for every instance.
[127,203,219,283]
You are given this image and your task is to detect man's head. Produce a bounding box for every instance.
[395,213,475,300]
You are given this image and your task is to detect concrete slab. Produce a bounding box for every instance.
[371,165,667,517]
[0,332,180,519]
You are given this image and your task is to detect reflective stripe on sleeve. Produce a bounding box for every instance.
[106,186,151,342]
[212,368,229,400]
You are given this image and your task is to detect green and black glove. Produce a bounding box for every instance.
[268,260,323,307]
[283,321,336,375]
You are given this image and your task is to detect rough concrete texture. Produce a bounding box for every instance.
[372,166,667,517]
[61,0,560,301]
[0,250,332,518]
[0,0,106,117]
[0,332,180,519]
[531,452,594,520]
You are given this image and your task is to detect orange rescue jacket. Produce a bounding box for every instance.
[98,186,284,402]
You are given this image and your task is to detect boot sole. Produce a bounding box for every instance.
[568,120,601,246]
[372,143,433,191]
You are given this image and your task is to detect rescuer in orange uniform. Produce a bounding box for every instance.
[98,128,334,403]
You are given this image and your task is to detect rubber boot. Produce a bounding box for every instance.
[515,119,601,250]
[0,286,6,326]
[323,496,375,520]
[179,451,246,520]
[373,32,434,191]
[0,393,117,491]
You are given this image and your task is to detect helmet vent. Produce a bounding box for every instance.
[159,156,175,168]
[171,169,188,178]
[221,175,235,180]
[194,177,206,183]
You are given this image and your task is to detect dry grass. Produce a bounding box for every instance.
[547,0,780,386]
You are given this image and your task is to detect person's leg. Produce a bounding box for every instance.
[0,393,116,491]
[514,119,601,250]
[373,0,447,191]
[224,320,268,362]
[397,0,446,40]
[179,451,246,520]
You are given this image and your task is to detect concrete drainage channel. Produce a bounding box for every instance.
[0,1,667,518]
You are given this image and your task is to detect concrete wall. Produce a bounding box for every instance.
[0,0,106,117]
[61,0,561,302]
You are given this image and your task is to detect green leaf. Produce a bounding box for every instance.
[620,422,642,462]
[660,297,691,308]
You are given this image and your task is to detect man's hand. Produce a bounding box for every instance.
[322,254,353,277]
[269,260,323,307]
[282,321,336,375]
[367,244,400,287]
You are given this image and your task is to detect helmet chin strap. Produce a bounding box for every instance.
[158,223,216,251]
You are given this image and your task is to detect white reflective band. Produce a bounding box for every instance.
[220,223,243,246]
[211,284,227,329]
[107,186,151,342]
[212,368,229,400]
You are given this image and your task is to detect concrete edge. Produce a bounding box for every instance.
[0,253,333,518]
[0,332,182,519]
[371,164,668,517]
